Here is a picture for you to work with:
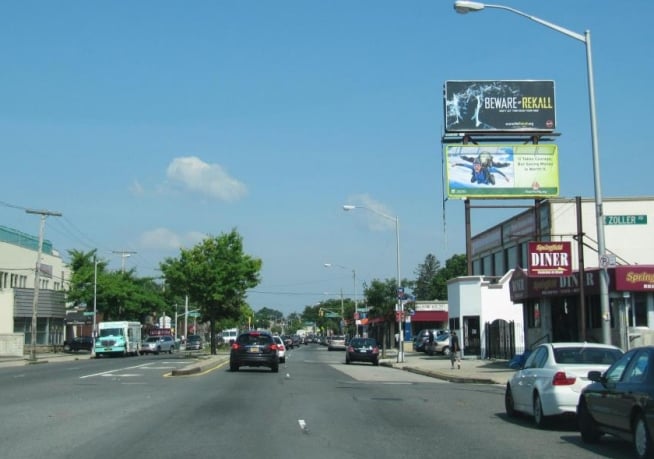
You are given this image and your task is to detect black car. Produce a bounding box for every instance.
[346,337,380,366]
[577,345,654,459]
[230,330,279,373]
[63,336,94,352]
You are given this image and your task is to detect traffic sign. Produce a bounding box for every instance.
[83,312,95,316]
[604,215,647,225]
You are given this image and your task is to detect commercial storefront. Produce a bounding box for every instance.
[510,265,654,350]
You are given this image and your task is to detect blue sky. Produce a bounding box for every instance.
[2,1,652,316]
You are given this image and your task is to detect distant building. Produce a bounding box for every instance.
[0,225,70,356]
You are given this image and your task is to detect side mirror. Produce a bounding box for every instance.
[587,370,603,382]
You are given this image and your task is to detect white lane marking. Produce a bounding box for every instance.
[80,362,153,379]
[298,419,308,432]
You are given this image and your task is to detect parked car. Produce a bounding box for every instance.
[504,342,623,428]
[577,346,654,459]
[230,330,279,372]
[413,329,448,353]
[346,338,380,366]
[282,335,293,349]
[140,335,176,355]
[425,332,452,356]
[327,335,347,351]
[63,336,94,352]
[273,335,286,363]
[185,335,203,351]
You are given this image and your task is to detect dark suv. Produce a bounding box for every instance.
[230,330,279,373]
[63,336,94,352]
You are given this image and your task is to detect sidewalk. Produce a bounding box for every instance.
[0,349,517,385]
[379,350,516,385]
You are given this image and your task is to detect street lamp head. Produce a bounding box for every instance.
[454,1,485,14]
[324,263,332,268]
[343,205,356,211]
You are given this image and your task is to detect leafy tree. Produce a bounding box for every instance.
[429,254,467,300]
[413,254,441,301]
[159,229,262,354]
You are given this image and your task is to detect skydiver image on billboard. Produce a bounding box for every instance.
[452,151,510,186]
[445,144,560,199]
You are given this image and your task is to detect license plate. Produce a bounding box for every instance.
[248,346,260,353]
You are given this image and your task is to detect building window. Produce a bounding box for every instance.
[630,293,648,327]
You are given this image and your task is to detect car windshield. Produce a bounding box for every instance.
[145,337,159,343]
[351,339,376,347]
[238,333,272,345]
[553,346,622,365]
[99,328,123,337]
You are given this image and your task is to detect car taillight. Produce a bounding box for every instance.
[231,343,240,350]
[347,346,354,352]
[372,346,380,355]
[552,371,576,386]
[270,343,278,351]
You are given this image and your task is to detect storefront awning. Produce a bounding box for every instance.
[411,311,448,322]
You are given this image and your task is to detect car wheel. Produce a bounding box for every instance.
[271,363,279,373]
[169,347,173,354]
[634,413,653,459]
[442,346,451,356]
[533,393,548,428]
[345,357,351,364]
[504,385,516,417]
[578,399,601,443]
[280,357,285,363]
[373,359,379,366]
[230,362,239,372]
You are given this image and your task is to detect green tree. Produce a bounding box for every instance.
[413,253,441,301]
[159,229,262,354]
[429,254,467,300]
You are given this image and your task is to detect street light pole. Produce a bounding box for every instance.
[343,204,404,362]
[453,1,610,345]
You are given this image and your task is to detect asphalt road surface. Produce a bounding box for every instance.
[0,345,635,459]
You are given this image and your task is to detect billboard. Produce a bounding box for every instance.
[528,242,572,277]
[444,80,555,132]
[445,144,559,199]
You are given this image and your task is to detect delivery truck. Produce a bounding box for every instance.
[95,321,142,357]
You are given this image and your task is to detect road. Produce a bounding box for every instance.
[0,344,633,459]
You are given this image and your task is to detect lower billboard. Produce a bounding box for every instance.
[445,144,559,199]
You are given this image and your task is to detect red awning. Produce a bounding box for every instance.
[411,311,448,322]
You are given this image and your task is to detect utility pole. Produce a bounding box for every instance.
[112,250,136,273]
[26,208,62,361]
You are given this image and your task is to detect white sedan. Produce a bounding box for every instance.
[504,342,623,428]
[273,335,286,363]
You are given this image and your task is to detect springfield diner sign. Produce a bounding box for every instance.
[528,241,572,277]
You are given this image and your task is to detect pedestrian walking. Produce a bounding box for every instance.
[450,331,461,369]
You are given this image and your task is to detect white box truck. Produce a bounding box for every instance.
[95,321,142,357]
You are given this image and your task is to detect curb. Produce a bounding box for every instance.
[171,355,229,376]
[380,361,498,384]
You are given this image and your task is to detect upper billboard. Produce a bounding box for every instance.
[444,80,556,132]
[445,144,559,199]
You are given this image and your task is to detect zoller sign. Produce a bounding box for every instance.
[528,241,572,277]
[444,80,556,132]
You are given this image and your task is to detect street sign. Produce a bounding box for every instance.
[83,312,95,316]
[604,215,647,225]
[188,312,201,318]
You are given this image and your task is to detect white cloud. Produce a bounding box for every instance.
[345,193,396,232]
[139,227,208,250]
[166,156,247,201]
[129,179,144,196]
